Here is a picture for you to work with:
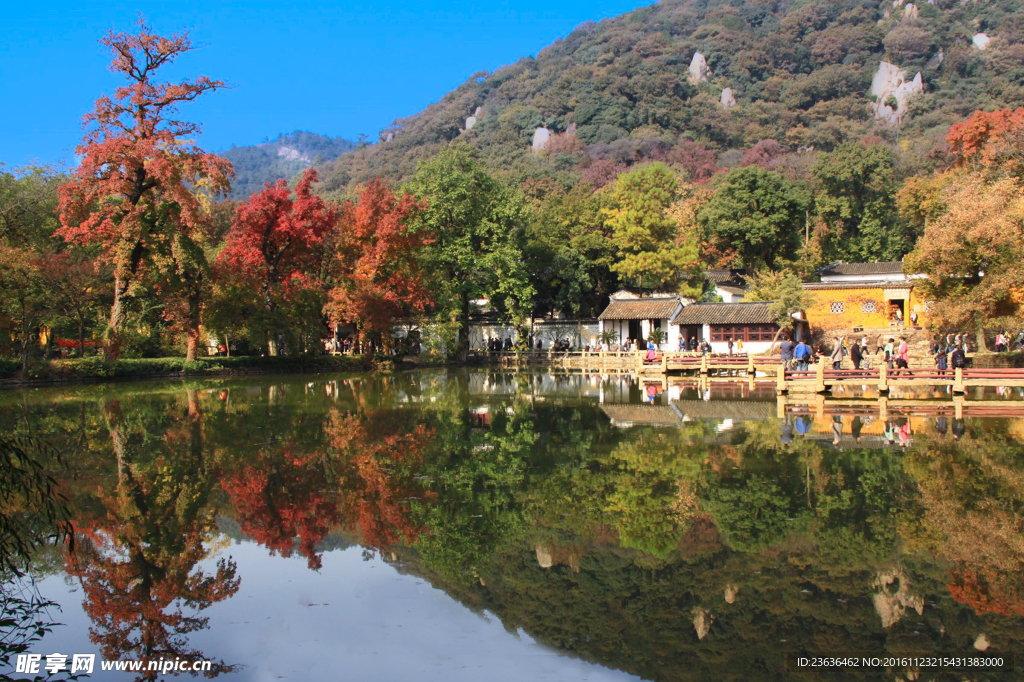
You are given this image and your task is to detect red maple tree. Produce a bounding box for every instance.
[57,20,232,358]
[217,169,336,355]
[325,178,432,349]
[946,107,1024,174]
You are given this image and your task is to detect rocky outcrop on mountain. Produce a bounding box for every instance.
[869,62,923,124]
[724,584,739,604]
[465,116,477,130]
[973,33,991,50]
[720,88,736,108]
[532,127,551,153]
[903,3,919,19]
[974,634,991,651]
[692,607,713,639]
[688,52,710,84]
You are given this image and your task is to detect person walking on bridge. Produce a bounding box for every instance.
[794,339,812,372]
[850,337,863,370]
[894,336,910,376]
[830,336,844,370]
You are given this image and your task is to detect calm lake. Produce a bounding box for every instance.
[2,369,1023,681]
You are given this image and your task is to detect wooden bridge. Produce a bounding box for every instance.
[473,349,1024,394]
[778,363,1024,394]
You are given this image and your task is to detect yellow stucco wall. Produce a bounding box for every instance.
[805,286,932,331]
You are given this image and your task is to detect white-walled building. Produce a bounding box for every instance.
[705,269,749,302]
[597,290,684,349]
[670,302,778,354]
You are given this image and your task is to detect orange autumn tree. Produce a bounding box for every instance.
[946,107,1024,178]
[217,169,336,356]
[325,179,432,351]
[57,20,232,359]
[905,109,1024,341]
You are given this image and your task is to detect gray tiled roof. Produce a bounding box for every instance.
[671,302,775,325]
[599,297,681,321]
[803,281,913,291]
[706,269,749,287]
[818,261,905,277]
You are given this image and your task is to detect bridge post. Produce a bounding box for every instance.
[815,360,826,393]
[747,355,755,374]
[878,395,888,421]
[776,394,786,419]
[776,364,787,394]
[953,367,966,394]
[700,354,708,375]
[954,395,964,419]
[636,351,644,374]
[878,363,888,394]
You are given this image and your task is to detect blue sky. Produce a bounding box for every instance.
[1,0,653,168]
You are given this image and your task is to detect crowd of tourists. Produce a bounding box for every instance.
[778,332,973,375]
[994,330,1024,352]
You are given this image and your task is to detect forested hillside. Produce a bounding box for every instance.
[318,0,1024,194]
[222,131,356,200]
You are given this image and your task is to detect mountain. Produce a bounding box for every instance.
[316,0,1024,195]
[221,131,357,200]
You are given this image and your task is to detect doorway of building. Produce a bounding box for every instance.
[628,320,641,345]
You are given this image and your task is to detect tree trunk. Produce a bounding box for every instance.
[264,280,278,356]
[105,275,128,360]
[975,320,990,354]
[185,288,201,361]
[19,300,29,374]
[77,314,86,358]
[454,293,470,363]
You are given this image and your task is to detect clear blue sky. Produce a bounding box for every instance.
[1,0,653,169]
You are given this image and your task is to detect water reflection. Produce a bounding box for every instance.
[2,371,1023,681]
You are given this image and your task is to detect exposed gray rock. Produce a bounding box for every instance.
[903,3,919,19]
[692,607,713,640]
[925,48,944,69]
[720,87,737,108]
[688,52,710,84]
[465,116,477,131]
[869,61,924,123]
[973,33,991,51]
[536,544,553,569]
[474,106,484,117]
[532,127,551,154]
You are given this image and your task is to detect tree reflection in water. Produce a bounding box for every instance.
[3,373,1024,681]
[65,393,238,679]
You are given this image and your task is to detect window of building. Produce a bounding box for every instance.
[710,324,778,342]
[861,301,876,313]
[830,301,845,314]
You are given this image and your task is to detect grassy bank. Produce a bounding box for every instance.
[0,354,372,386]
